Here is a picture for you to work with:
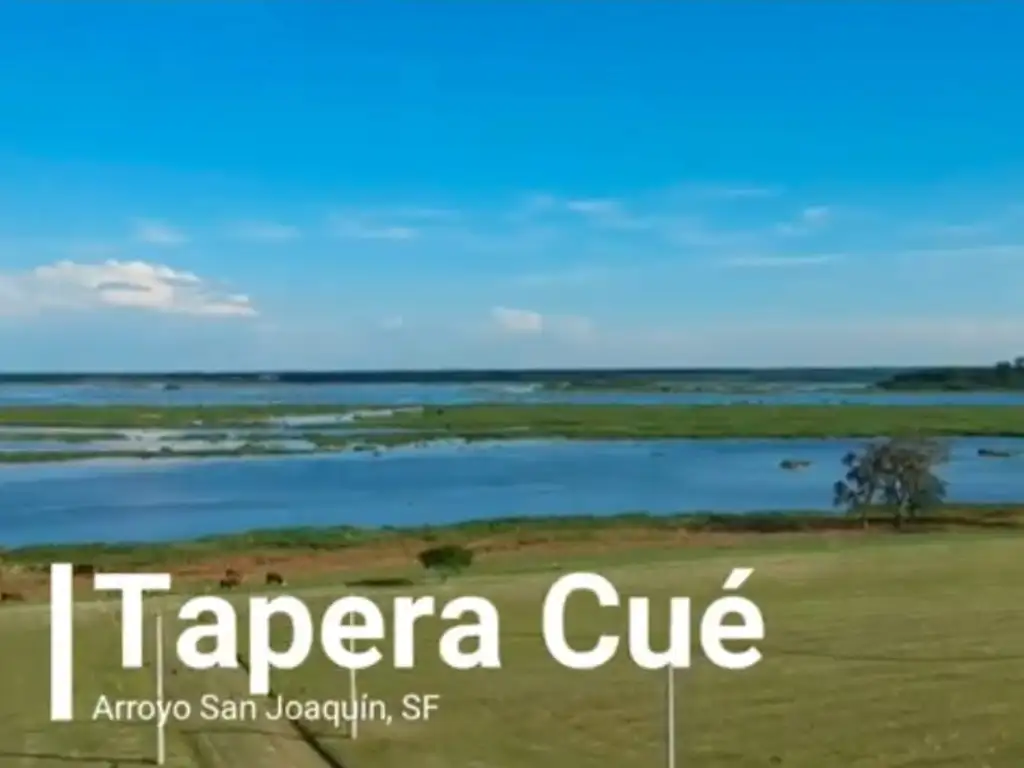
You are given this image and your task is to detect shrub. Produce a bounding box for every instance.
[417,544,473,581]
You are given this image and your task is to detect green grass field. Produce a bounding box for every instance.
[2,531,1022,767]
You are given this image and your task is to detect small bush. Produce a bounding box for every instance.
[417,544,473,580]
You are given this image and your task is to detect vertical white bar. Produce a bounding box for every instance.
[349,609,358,740]
[666,665,676,768]
[50,563,74,721]
[155,613,166,766]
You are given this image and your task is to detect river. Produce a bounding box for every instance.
[3,382,1024,407]
[2,436,1022,547]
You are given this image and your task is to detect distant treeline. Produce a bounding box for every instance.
[878,359,1024,391]
[0,367,902,386]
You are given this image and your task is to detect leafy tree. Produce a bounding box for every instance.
[833,437,948,529]
[417,544,474,582]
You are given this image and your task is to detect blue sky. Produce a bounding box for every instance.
[1,2,1023,370]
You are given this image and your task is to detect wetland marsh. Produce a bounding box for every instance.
[3,375,1024,767]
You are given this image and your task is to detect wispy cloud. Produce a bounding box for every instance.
[722,254,842,268]
[228,221,301,242]
[672,183,782,200]
[801,206,831,223]
[518,193,559,216]
[132,219,187,247]
[330,215,418,241]
[935,223,993,237]
[564,198,652,230]
[775,205,832,236]
[565,199,620,216]
[0,260,255,317]
[389,207,461,222]
[718,186,780,199]
[895,243,1024,261]
[325,205,460,242]
[663,217,755,250]
[514,266,612,286]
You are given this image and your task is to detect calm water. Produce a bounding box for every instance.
[2,437,1023,547]
[2,382,1024,406]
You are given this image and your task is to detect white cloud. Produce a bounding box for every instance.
[491,306,544,333]
[132,219,187,247]
[228,221,301,242]
[489,306,593,341]
[0,260,255,317]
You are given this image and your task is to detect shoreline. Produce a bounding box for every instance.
[3,505,1022,608]
[3,505,1022,565]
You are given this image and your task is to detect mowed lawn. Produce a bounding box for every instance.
[2,533,1024,766]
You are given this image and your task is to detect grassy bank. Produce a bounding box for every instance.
[0,528,1021,766]
[3,506,1022,571]
[0,430,126,442]
[5,403,1024,437]
[380,403,1024,438]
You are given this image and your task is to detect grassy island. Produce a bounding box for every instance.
[2,403,1024,463]
[3,403,1024,437]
